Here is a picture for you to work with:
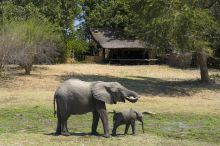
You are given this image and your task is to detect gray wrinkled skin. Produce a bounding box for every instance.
[112,108,144,136]
[54,79,140,138]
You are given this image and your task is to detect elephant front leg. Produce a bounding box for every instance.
[112,120,121,136]
[124,124,130,135]
[91,111,100,135]
[95,101,110,138]
[98,109,110,138]
[112,124,119,136]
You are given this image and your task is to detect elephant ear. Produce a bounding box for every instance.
[91,82,114,104]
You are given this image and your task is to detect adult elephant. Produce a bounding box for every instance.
[54,79,140,138]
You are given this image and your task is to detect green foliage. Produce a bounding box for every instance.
[128,0,218,53]
[127,0,219,82]
[2,1,47,22]
[86,0,134,29]
[1,0,86,63]
[37,0,81,36]
[3,0,219,61]
[81,0,139,55]
[7,19,60,44]
[67,39,89,55]
[82,0,220,57]
[2,0,81,36]
[171,4,217,53]
[82,0,137,36]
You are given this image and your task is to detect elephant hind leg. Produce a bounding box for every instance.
[60,113,71,136]
[55,108,61,135]
[57,101,71,136]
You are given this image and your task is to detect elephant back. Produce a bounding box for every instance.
[55,79,94,114]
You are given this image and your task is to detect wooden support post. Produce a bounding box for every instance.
[148,49,156,65]
[102,48,105,62]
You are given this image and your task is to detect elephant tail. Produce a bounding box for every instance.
[142,111,156,117]
[53,94,57,117]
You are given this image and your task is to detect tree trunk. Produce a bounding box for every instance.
[197,50,209,83]
[72,51,75,63]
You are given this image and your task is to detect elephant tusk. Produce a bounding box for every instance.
[125,96,139,103]
[127,96,140,100]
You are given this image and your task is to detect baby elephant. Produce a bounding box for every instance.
[112,109,144,136]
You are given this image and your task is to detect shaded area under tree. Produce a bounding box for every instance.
[59,72,220,97]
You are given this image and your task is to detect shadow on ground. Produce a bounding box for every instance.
[58,72,220,97]
[44,132,91,137]
[1,65,219,97]
[44,132,131,137]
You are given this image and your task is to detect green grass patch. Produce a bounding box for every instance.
[144,113,220,144]
[0,106,220,144]
[0,106,55,133]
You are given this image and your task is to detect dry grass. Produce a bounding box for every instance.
[1,64,219,114]
[0,64,220,146]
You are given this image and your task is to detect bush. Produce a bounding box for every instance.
[0,26,16,75]
[1,18,63,75]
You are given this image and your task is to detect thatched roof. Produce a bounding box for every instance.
[90,28,146,49]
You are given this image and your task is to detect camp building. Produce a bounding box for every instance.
[90,28,157,64]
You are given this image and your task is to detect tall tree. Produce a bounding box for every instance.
[127,0,218,83]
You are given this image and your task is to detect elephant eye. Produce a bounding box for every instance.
[118,88,123,92]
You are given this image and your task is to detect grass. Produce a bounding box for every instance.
[0,106,220,143]
[0,64,220,146]
[0,106,220,145]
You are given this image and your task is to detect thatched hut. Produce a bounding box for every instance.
[90,28,157,64]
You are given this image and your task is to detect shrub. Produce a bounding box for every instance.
[1,18,63,75]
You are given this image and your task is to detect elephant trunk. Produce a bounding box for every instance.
[125,90,140,103]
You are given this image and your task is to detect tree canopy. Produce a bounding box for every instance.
[82,0,220,83]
